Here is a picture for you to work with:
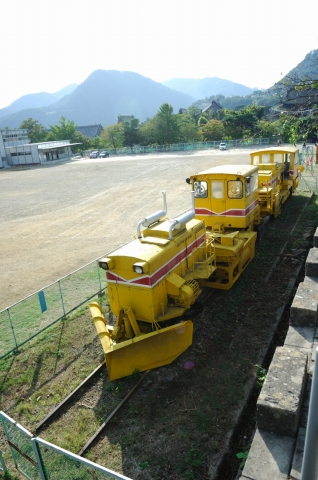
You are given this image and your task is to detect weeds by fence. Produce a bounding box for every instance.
[0,411,132,480]
[0,260,106,360]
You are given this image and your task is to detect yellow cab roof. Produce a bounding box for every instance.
[193,164,257,178]
[251,146,299,155]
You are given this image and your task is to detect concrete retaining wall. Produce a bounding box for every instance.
[240,228,318,480]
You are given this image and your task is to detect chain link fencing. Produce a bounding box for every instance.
[299,149,318,192]
[83,136,272,157]
[0,260,107,360]
[0,412,132,480]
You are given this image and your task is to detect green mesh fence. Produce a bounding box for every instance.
[85,137,272,158]
[299,152,318,192]
[1,282,64,356]
[0,309,17,356]
[35,438,132,480]
[0,413,41,480]
[59,262,103,314]
[0,450,6,472]
[0,260,106,360]
[0,412,131,480]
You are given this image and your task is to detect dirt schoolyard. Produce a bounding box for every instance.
[0,149,259,310]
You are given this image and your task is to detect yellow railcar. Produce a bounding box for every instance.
[186,164,259,290]
[91,192,216,380]
[250,146,303,217]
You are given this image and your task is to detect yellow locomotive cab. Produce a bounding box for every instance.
[187,164,259,290]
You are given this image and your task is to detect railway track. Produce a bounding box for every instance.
[35,362,150,456]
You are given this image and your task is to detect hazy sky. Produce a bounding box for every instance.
[1,0,317,109]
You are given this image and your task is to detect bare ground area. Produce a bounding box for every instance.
[0,155,316,479]
[0,149,260,310]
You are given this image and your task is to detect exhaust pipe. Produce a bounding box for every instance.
[169,192,195,239]
[137,191,167,238]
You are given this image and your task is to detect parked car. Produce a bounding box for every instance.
[99,151,109,158]
[90,151,99,159]
[219,142,227,151]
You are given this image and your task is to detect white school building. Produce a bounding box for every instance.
[0,129,79,168]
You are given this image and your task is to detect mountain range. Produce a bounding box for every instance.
[284,49,318,81]
[0,84,78,120]
[0,49,316,129]
[0,71,193,129]
[161,77,257,99]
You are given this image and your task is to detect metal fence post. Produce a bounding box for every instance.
[0,413,18,470]
[58,280,66,317]
[0,450,7,472]
[301,347,318,479]
[96,260,102,291]
[31,438,48,480]
[7,308,18,349]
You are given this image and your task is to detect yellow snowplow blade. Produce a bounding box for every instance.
[89,303,193,381]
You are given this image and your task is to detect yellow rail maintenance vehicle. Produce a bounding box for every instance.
[90,191,216,380]
[186,164,260,292]
[250,146,303,218]
[90,147,303,380]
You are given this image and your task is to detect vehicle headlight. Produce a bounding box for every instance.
[98,258,115,270]
[133,262,149,274]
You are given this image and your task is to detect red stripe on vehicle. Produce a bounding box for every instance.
[106,233,206,288]
[195,199,259,217]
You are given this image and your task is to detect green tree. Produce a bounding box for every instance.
[256,120,281,139]
[198,119,225,141]
[47,116,79,143]
[76,132,94,151]
[123,118,140,146]
[19,118,46,143]
[187,106,202,125]
[138,118,158,145]
[222,105,265,138]
[197,115,208,127]
[154,103,180,144]
[176,114,197,142]
[281,113,318,144]
[100,123,124,148]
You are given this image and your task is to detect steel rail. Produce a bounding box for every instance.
[78,370,150,456]
[35,361,106,432]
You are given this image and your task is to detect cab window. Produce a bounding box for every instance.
[262,154,270,163]
[228,180,243,199]
[194,181,208,198]
[246,174,258,197]
[273,153,283,164]
[211,181,224,198]
[252,155,259,165]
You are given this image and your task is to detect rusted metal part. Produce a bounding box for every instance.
[7,440,38,467]
[78,370,150,456]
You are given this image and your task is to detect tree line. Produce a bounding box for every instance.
[20,95,317,152]
[19,103,282,153]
